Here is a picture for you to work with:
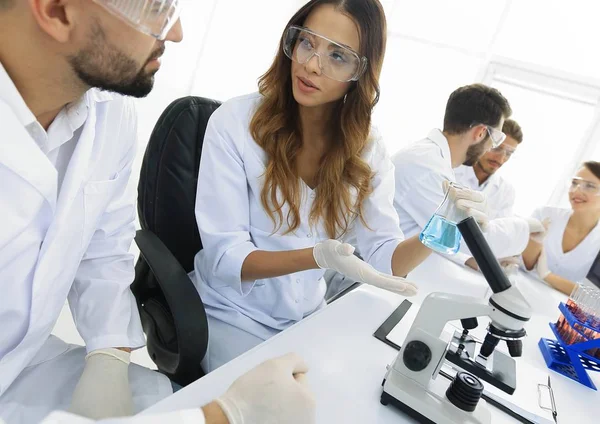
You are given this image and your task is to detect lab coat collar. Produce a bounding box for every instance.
[46,89,112,152]
[0,100,58,212]
[427,129,452,165]
[0,61,36,127]
[89,89,114,104]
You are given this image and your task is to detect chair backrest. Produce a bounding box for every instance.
[133,96,221,385]
[138,96,222,272]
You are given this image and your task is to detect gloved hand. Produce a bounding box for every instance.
[215,353,315,424]
[535,248,552,281]
[499,256,521,277]
[69,348,134,419]
[313,239,418,296]
[444,181,489,230]
[526,217,551,244]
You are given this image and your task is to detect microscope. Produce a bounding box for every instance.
[381,217,532,424]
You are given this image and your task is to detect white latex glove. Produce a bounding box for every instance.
[313,239,418,296]
[215,353,315,424]
[444,181,489,230]
[527,217,551,244]
[69,348,134,419]
[535,248,552,281]
[499,256,521,277]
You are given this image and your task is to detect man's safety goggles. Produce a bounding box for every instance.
[93,0,181,40]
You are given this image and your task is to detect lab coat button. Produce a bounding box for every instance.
[295,299,299,303]
[296,279,300,284]
[307,233,312,238]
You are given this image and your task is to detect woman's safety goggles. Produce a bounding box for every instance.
[283,25,368,82]
[569,177,600,196]
[93,0,181,40]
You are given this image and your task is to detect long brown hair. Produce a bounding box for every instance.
[250,0,387,239]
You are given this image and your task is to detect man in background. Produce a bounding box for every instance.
[455,118,523,219]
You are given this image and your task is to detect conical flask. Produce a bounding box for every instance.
[419,182,467,254]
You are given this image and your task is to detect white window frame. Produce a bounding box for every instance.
[477,56,600,206]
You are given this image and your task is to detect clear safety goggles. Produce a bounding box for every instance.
[471,123,506,148]
[283,25,368,82]
[569,177,600,196]
[92,0,181,40]
[489,144,516,159]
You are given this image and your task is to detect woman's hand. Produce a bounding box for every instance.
[313,240,418,296]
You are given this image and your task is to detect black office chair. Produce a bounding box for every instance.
[131,96,222,387]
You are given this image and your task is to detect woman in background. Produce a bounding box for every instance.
[522,161,600,294]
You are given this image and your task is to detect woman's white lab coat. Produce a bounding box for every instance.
[0,69,171,424]
[191,93,405,357]
[533,206,600,282]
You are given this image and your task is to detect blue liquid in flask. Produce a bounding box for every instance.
[420,214,461,254]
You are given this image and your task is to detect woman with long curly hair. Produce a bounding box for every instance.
[191,0,435,372]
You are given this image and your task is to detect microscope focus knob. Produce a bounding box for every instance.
[446,372,484,412]
[402,340,432,372]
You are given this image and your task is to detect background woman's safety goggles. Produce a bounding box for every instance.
[93,0,181,40]
[283,25,367,82]
[569,177,600,196]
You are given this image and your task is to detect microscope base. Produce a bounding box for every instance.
[381,369,491,424]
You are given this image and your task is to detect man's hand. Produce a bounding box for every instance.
[215,353,316,424]
[69,348,134,419]
[444,181,489,230]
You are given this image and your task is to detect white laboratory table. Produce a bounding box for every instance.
[143,254,599,423]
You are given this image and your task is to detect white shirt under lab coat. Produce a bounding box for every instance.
[454,165,516,219]
[391,129,529,266]
[0,63,171,423]
[532,206,600,283]
[192,93,405,340]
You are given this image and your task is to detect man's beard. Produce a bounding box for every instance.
[68,20,164,98]
[463,137,490,167]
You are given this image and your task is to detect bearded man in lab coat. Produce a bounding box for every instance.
[0,1,315,424]
[392,84,544,267]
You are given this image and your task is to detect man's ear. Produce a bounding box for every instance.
[27,0,77,43]
[471,124,487,144]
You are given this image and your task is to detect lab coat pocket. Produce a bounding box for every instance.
[271,284,303,322]
[82,173,122,245]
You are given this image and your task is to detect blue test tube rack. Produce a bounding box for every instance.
[538,302,600,390]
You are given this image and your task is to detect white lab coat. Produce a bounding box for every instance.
[392,129,529,266]
[0,64,171,423]
[532,206,600,282]
[1,410,205,424]
[454,165,516,219]
[191,93,405,367]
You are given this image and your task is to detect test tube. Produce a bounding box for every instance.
[566,284,581,312]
